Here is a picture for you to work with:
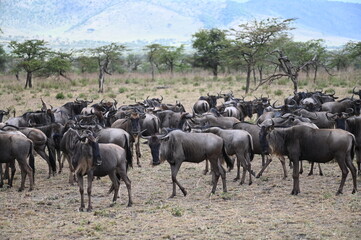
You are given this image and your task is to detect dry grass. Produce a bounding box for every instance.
[0,70,360,240]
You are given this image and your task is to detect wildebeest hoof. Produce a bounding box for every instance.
[239,182,244,185]
[291,190,300,195]
[249,182,252,186]
[250,170,256,176]
[79,207,84,212]
[87,208,92,212]
[233,177,239,182]
[336,190,343,196]
[169,194,175,199]
[256,174,261,178]
[152,161,160,166]
[18,188,24,192]
[127,202,133,207]
[352,189,357,194]
[203,170,208,175]
[109,202,117,207]
[182,190,187,196]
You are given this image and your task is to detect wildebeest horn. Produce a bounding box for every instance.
[113,98,118,106]
[160,96,163,102]
[353,86,358,95]
[272,101,283,109]
[100,99,104,104]
[40,98,47,111]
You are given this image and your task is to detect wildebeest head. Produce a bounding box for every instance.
[75,130,101,167]
[0,109,10,122]
[142,134,162,165]
[128,112,145,135]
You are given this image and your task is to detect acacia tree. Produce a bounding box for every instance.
[157,45,185,76]
[125,53,143,72]
[42,51,73,80]
[227,18,294,93]
[9,39,49,88]
[88,43,126,93]
[144,44,163,81]
[192,28,229,77]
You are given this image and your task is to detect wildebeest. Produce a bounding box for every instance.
[143,130,233,198]
[346,116,361,174]
[1,125,56,178]
[266,125,357,195]
[72,131,132,211]
[0,132,34,191]
[60,128,81,184]
[196,127,254,185]
[111,111,145,167]
[0,109,9,122]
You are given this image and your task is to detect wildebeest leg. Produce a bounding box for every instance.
[4,163,9,180]
[299,161,303,174]
[169,162,186,198]
[210,159,222,194]
[203,160,209,175]
[279,156,287,179]
[261,154,266,167]
[318,163,323,176]
[64,154,75,185]
[256,156,272,178]
[86,172,93,212]
[35,146,54,178]
[119,172,133,207]
[0,164,3,188]
[345,154,357,194]
[218,159,227,193]
[336,156,349,195]
[77,174,85,211]
[8,161,16,188]
[308,162,315,176]
[135,136,141,167]
[18,160,34,192]
[108,171,120,205]
[233,157,241,182]
[291,158,300,195]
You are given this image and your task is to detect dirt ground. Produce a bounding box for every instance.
[0,74,360,239]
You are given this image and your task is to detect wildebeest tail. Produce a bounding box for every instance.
[28,141,35,175]
[125,136,133,170]
[47,139,57,172]
[248,134,254,161]
[350,135,355,160]
[222,142,234,170]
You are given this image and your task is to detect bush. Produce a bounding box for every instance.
[55,92,65,99]
[274,89,283,96]
[118,87,127,93]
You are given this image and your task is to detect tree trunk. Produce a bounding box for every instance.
[212,65,218,78]
[252,67,257,84]
[25,71,32,88]
[245,64,251,94]
[170,62,174,78]
[291,75,298,93]
[98,68,105,93]
[313,65,318,83]
[258,66,263,82]
[151,62,155,81]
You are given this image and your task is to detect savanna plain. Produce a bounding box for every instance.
[0,72,360,240]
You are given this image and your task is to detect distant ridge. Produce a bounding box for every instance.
[0,0,360,49]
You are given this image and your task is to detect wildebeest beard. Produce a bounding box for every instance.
[267,129,287,157]
[89,140,102,166]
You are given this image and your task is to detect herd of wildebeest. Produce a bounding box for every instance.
[0,87,361,211]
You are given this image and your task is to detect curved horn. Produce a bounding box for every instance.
[326,89,335,96]
[100,99,104,104]
[353,86,358,95]
[113,98,118,106]
[272,101,283,110]
[160,95,163,102]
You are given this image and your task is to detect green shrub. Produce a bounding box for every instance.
[55,92,65,99]
[274,89,283,96]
